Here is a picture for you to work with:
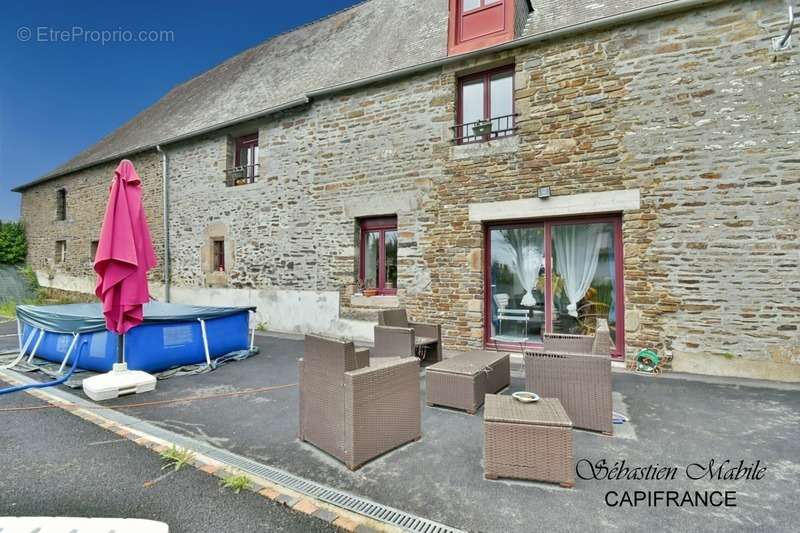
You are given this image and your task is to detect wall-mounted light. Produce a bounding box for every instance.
[537,186,552,200]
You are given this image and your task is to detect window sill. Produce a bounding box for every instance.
[350,294,399,308]
[205,271,228,288]
[225,178,260,188]
[451,134,519,160]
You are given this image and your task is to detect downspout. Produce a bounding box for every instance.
[156,145,171,303]
[774,1,795,51]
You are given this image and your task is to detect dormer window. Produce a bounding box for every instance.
[448,0,516,55]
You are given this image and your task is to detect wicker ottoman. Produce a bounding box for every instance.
[425,351,510,414]
[484,395,574,487]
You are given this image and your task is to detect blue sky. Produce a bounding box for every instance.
[0,0,363,221]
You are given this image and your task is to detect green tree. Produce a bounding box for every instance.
[0,221,27,264]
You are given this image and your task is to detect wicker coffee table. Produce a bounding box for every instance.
[425,351,510,414]
[484,395,574,487]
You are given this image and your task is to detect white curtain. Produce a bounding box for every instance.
[517,244,543,307]
[553,225,603,318]
[493,230,543,307]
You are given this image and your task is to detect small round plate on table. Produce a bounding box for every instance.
[512,391,540,403]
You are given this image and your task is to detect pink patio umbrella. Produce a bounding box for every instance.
[84,160,158,401]
[94,159,158,335]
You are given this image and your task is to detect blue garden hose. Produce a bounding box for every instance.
[0,334,81,396]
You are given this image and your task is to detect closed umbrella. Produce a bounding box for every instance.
[83,160,158,401]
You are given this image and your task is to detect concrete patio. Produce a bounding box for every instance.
[2,323,798,532]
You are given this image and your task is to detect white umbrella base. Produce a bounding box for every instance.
[83,363,156,401]
[0,516,168,532]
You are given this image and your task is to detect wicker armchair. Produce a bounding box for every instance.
[542,319,613,356]
[524,320,613,434]
[373,309,442,363]
[298,335,421,470]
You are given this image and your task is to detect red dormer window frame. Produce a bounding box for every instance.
[448,0,516,56]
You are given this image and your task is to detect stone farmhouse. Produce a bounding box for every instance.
[12,0,800,381]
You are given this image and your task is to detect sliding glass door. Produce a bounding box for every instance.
[485,216,624,357]
[489,225,546,345]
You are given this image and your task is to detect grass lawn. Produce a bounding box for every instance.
[0,287,95,319]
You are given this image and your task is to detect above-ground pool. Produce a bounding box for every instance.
[14,302,256,374]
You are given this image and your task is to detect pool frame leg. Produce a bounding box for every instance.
[26,328,45,364]
[57,333,80,375]
[0,326,39,370]
[198,319,212,367]
[249,311,256,352]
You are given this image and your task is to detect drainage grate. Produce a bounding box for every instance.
[3,370,464,533]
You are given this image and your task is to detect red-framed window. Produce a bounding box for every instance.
[359,217,398,295]
[226,133,260,186]
[448,0,515,55]
[456,65,516,144]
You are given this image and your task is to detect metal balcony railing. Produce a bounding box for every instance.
[452,113,519,144]
[224,164,260,187]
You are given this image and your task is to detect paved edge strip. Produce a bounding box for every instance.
[0,369,463,533]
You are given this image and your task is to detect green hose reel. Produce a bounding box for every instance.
[636,349,661,373]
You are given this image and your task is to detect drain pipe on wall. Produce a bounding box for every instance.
[156,145,171,303]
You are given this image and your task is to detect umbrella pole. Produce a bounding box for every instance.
[117,334,125,366]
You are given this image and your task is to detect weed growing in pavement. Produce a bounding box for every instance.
[220,473,251,494]
[159,445,195,472]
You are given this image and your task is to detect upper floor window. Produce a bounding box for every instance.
[359,217,398,296]
[226,133,259,187]
[449,0,515,55]
[90,240,99,261]
[56,189,67,220]
[455,65,516,144]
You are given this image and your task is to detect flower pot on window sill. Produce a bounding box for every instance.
[472,120,493,136]
[363,289,379,297]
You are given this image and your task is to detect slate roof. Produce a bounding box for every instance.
[15,0,691,190]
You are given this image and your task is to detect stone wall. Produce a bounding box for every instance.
[418,0,799,379]
[21,151,165,286]
[164,72,450,325]
[18,0,799,380]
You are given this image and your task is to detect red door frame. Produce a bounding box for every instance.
[483,214,626,359]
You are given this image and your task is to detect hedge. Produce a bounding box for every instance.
[0,221,27,265]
